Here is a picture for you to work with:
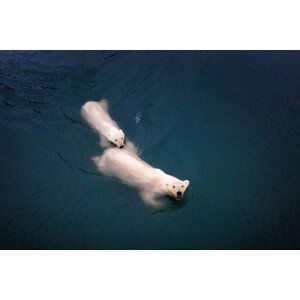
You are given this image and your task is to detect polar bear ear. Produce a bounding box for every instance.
[184,180,190,187]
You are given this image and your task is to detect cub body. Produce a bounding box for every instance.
[81,100,125,148]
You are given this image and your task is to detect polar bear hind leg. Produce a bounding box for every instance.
[98,99,108,110]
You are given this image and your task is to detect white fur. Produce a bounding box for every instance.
[92,148,189,208]
[81,100,125,148]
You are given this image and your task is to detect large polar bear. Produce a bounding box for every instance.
[81,99,125,148]
[92,148,190,208]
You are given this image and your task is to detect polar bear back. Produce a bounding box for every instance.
[81,100,120,135]
[93,148,164,189]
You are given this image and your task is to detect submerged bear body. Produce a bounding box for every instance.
[93,148,189,207]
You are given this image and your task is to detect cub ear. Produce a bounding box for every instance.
[184,180,190,187]
[119,129,124,134]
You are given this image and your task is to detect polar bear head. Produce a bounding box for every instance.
[165,176,190,200]
[107,128,125,148]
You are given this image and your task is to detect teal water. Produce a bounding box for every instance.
[0,51,299,249]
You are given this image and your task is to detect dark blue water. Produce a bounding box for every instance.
[0,51,299,249]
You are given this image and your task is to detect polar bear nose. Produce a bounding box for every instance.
[177,191,182,197]
[120,145,124,148]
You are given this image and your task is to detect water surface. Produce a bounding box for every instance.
[0,51,299,249]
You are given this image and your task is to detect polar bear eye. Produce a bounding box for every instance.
[173,186,175,188]
[115,139,117,141]
[182,185,184,188]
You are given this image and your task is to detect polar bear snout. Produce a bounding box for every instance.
[176,191,182,198]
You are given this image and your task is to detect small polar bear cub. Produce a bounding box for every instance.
[92,148,189,208]
[81,99,125,148]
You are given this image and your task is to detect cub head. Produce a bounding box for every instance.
[165,178,190,200]
[107,128,125,148]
